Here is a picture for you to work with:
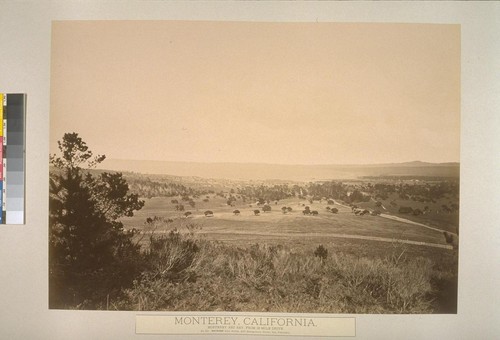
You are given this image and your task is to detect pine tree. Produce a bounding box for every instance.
[49,133,144,309]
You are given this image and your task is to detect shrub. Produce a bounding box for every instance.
[117,235,445,314]
[314,245,328,261]
[143,231,199,283]
[399,207,413,214]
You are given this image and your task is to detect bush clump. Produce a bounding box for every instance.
[118,235,442,313]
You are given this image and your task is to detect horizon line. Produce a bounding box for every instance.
[103,158,460,167]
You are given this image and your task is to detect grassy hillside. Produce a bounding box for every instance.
[50,135,459,313]
[100,174,460,313]
[112,228,457,313]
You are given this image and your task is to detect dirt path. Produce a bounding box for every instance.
[132,220,452,250]
[199,230,453,250]
[379,214,454,235]
[336,200,455,236]
[370,197,387,210]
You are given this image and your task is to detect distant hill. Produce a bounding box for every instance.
[96,159,459,181]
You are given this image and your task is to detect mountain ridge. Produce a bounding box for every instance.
[105,158,459,167]
[96,159,460,181]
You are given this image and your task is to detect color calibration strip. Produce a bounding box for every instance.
[0,94,25,224]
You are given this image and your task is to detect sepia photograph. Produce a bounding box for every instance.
[49,21,460,314]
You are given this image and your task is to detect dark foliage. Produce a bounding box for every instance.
[314,244,328,260]
[49,133,144,309]
[237,184,295,202]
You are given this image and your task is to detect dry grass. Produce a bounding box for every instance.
[115,230,455,313]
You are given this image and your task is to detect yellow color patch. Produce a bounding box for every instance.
[0,93,3,137]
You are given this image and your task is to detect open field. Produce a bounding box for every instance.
[116,193,458,313]
[121,195,454,254]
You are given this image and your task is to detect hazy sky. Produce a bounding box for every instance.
[51,21,460,165]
